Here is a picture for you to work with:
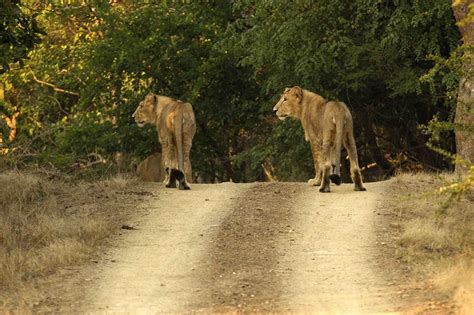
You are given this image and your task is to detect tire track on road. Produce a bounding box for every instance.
[279,182,403,313]
[202,182,303,312]
[82,183,248,313]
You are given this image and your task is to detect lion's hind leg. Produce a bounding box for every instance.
[173,169,191,190]
[319,138,332,193]
[166,168,190,190]
[319,163,331,193]
[328,155,342,185]
[344,132,366,191]
[165,168,177,188]
[183,133,193,185]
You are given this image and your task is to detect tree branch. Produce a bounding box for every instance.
[29,67,79,96]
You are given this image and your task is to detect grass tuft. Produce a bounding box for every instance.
[98,173,138,191]
[401,218,461,254]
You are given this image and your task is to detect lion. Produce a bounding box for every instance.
[136,152,165,182]
[273,86,366,193]
[132,92,196,190]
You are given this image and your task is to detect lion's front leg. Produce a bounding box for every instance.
[308,141,322,186]
[344,130,366,191]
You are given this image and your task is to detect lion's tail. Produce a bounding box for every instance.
[330,111,344,186]
[175,113,185,175]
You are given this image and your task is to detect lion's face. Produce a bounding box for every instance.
[132,93,157,127]
[273,86,303,120]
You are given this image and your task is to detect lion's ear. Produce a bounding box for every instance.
[292,86,303,99]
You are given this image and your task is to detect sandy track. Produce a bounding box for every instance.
[279,182,399,313]
[84,182,247,313]
[79,181,405,313]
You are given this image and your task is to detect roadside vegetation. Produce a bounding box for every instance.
[388,169,473,312]
[0,170,151,307]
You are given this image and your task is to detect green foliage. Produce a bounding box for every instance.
[0,1,464,181]
[233,120,313,181]
[228,0,461,178]
[0,0,43,72]
[419,2,474,214]
[438,163,474,214]
[0,2,263,180]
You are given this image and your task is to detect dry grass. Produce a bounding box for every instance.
[434,259,474,314]
[388,171,473,310]
[0,170,147,307]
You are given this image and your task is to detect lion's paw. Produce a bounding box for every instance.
[319,186,331,193]
[308,178,321,186]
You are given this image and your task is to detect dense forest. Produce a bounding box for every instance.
[0,1,468,182]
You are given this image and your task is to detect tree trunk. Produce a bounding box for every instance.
[453,0,474,172]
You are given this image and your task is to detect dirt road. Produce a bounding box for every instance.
[77,181,411,313]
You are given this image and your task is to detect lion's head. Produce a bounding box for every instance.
[273,86,303,120]
[132,92,158,127]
